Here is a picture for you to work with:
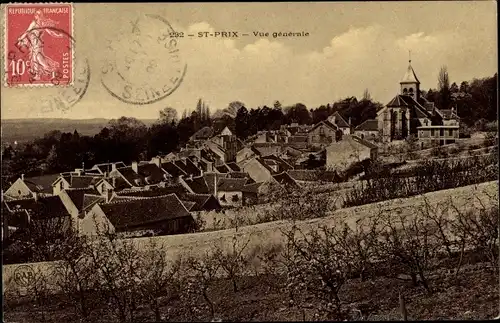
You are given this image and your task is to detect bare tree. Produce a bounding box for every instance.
[213,234,252,292]
[137,239,183,321]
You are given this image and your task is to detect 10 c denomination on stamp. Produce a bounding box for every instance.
[4,3,74,87]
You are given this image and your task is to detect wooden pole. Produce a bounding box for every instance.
[399,292,408,321]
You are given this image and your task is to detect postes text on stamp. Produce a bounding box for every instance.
[4,3,74,87]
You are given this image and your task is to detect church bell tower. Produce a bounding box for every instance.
[400,54,420,101]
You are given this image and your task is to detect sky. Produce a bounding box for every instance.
[1,1,497,120]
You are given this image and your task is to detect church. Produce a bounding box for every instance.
[374,59,460,145]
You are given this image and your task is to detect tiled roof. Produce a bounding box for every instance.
[70,176,100,189]
[116,166,143,186]
[116,185,189,198]
[23,174,60,194]
[203,173,227,195]
[355,119,379,131]
[99,194,192,230]
[272,172,299,188]
[181,193,220,211]
[64,188,100,211]
[2,202,30,228]
[161,161,187,178]
[331,112,350,128]
[215,164,231,173]
[308,120,338,133]
[83,194,104,211]
[217,178,248,192]
[387,95,409,107]
[226,162,241,172]
[6,195,70,220]
[137,164,165,185]
[181,200,197,211]
[183,176,210,194]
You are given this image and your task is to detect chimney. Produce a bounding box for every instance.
[112,177,116,188]
[131,161,138,173]
[348,117,351,126]
[21,174,25,181]
[214,174,217,197]
[33,192,38,201]
[111,163,118,172]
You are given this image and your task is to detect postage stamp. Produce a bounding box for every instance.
[101,14,187,105]
[4,3,74,87]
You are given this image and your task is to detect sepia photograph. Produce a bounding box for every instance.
[1,1,498,322]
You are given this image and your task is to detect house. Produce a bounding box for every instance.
[307,120,343,146]
[90,162,126,175]
[240,157,275,183]
[377,59,460,144]
[354,119,379,141]
[216,178,248,207]
[4,173,59,198]
[80,194,195,237]
[327,111,352,136]
[326,135,378,173]
[52,174,101,195]
[5,194,75,236]
[252,142,283,157]
[236,146,258,164]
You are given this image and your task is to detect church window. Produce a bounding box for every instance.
[409,88,414,96]
[403,88,408,94]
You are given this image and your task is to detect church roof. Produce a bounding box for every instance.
[400,61,420,84]
[387,95,409,107]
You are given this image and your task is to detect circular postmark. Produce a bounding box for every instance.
[101,14,187,105]
[13,264,35,288]
[11,27,92,116]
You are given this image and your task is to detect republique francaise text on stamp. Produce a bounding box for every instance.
[4,3,74,87]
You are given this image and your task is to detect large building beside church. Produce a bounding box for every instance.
[374,60,460,145]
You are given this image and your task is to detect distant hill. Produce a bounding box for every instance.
[1,118,157,146]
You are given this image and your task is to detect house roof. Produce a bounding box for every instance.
[64,188,100,211]
[215,164,231,173]
[240,181,264,194]
[401,62,420,84]
[83,194,105,211]
[116,184,190,198]
[331,112,350,128]
[226,162,241,172]
[180,200,197,211]
[355,119,379,131]
[23,174,60,194]
[203,172,227,195]
[181,193,221,211]
[6,195,70,220]
[70,176,100,189]
[137,164,165,185]
[308,120,338,133]
[113,166,143,187]
[99,194,192,230]
[182,158,203,176]
[272,172,299,188]
[161,161,187,178]
[183,175,210,194]
[217,178,248,192]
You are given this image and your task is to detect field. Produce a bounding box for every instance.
[1,118,156,146]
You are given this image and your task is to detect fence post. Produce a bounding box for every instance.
[399,292,408,321]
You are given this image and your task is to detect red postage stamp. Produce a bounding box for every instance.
[4,3,73,87]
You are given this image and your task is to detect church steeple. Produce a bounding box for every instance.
[400,53,420,100]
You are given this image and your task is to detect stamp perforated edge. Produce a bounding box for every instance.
[2,2,75,88]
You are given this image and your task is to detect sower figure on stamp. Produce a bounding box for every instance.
[16,10,63,80]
